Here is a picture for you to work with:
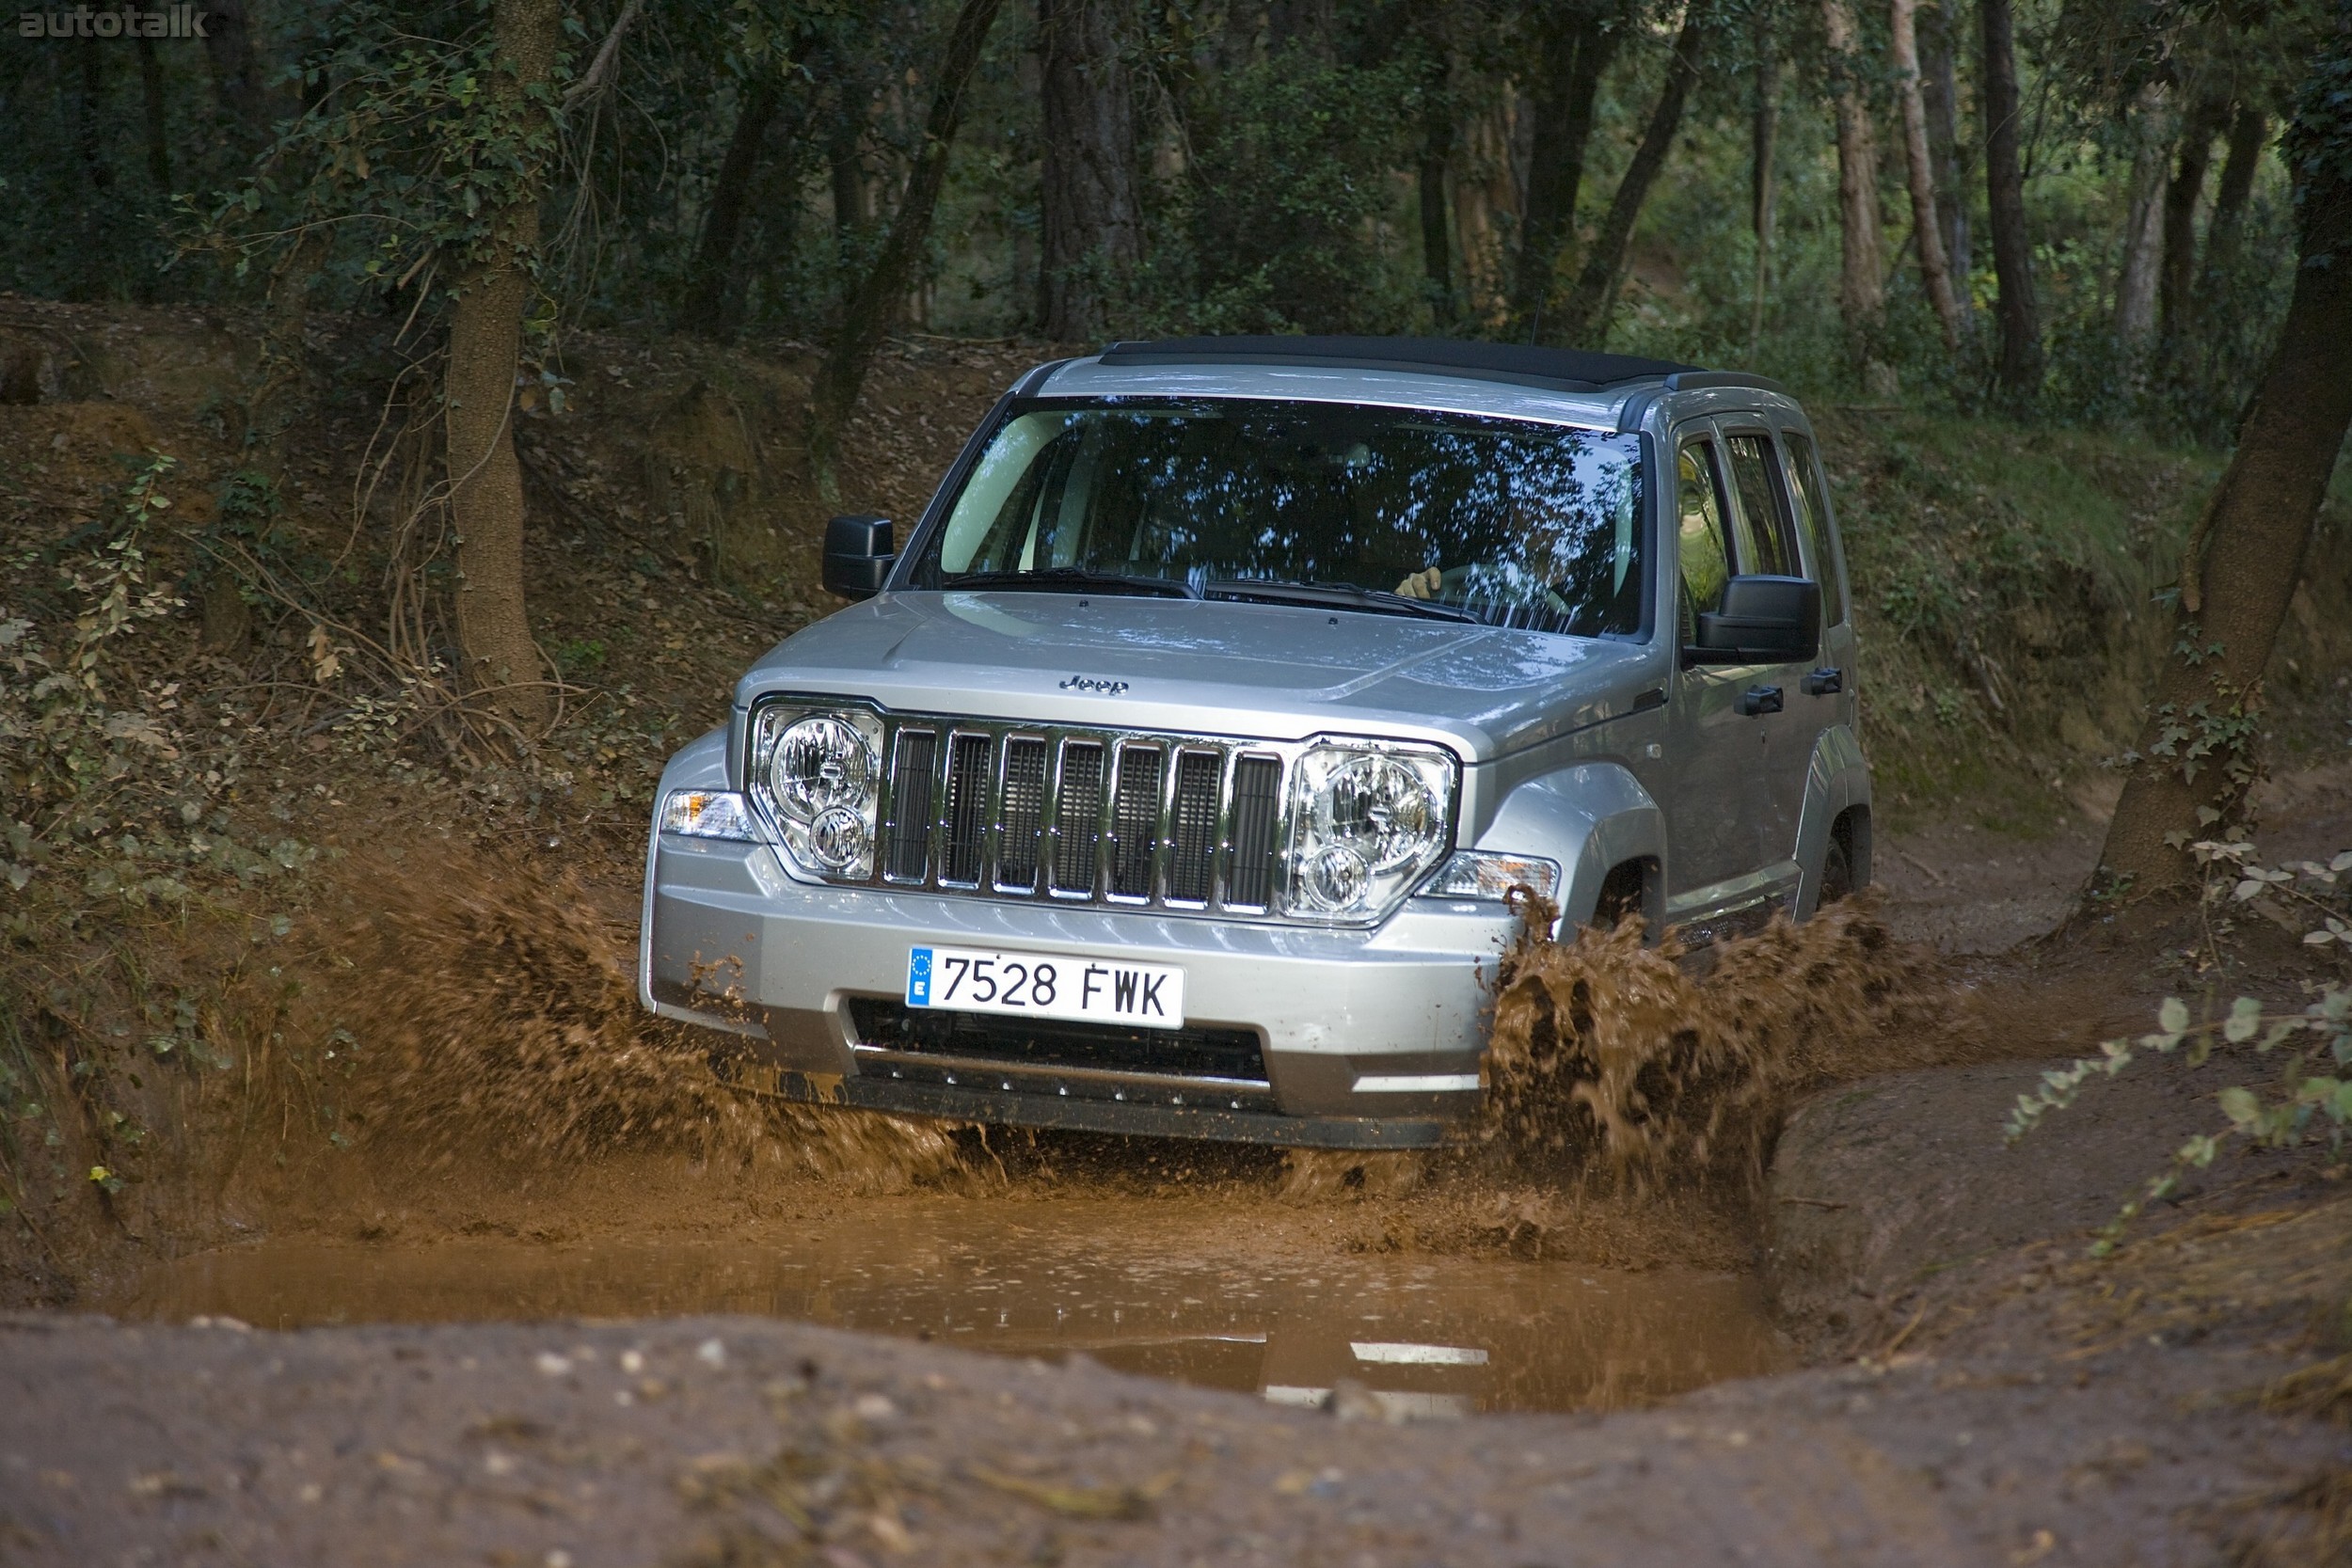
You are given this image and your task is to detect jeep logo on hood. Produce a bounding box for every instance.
[1059,674,1130,696]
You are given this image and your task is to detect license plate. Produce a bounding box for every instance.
[905,945,1184,1031]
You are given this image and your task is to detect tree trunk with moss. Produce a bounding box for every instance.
[1980,0,2042,399]
[678,77,784,341]
[1821,0,1885,361]
[444,0,559,734]
[1891,0,1963,354]
[2097,17,2352,897]
[1556,8,1708,347]
[806,0,1005,499]
[1512,2,1620,338]
[1038,0,1140,341]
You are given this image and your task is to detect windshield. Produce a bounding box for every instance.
[910,400,1648,638]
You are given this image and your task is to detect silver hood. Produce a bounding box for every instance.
[732,591,1666,760]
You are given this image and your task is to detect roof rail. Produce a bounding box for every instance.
[1094,335,1700,395]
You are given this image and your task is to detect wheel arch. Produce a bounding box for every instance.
[1470,761,1666,935]
[1792,723,1872,918]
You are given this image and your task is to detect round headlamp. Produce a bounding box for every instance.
[1284,739,1456,921]
[769,715,876,822]
[1323,753,1438,872]
[749,705,883,881]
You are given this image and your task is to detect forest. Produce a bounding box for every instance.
[1,0,2323,418]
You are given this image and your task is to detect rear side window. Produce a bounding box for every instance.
[1778,432,1846,626]
[1724,434,1798,577]
[1675,440,1732,643]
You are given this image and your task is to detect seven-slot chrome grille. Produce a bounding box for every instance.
[868,718,1292,917]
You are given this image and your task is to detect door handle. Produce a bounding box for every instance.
[1736,685,1784,717]
[1802,666,1843,696]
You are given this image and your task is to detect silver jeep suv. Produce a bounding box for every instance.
[640,337,1869,1148]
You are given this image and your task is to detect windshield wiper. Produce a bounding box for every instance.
[1203,578,1481,624]
[946,567,1200,599]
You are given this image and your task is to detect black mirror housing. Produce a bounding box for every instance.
[1686,575,1820,665]
[822,515,896,600]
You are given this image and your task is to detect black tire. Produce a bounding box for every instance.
[1818,832,1855,908]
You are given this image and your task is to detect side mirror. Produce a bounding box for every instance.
[1685,575,1820,665]
[822,514,896,601]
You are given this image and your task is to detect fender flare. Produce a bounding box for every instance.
[1470,762,1666,934]
[1791,723,1872,918]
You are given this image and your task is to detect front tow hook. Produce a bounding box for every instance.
[1736,685,1784,717]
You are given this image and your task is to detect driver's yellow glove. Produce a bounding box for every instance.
[1393,566,1442,600]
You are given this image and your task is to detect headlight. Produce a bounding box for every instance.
[749,705,883,879]
[1282,740,1455,922]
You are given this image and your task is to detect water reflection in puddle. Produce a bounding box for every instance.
[115,1206,1788,1416]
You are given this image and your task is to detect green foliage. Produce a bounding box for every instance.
[1,455,185,872]
[183,0,572,323]
[2007,982,2352,1255]
[1153,46,1426,335]
[2008,833,2352,1254]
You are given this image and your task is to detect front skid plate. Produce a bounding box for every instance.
[742,1068,1453,1149]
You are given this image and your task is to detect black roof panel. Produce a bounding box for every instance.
[1094,335,1701,392]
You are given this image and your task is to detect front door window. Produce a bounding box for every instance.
[1675,440,1732,645]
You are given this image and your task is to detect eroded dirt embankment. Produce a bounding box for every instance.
[7,1189,2347,1568]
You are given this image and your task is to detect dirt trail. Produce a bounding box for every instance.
[7,1220,2344,1568]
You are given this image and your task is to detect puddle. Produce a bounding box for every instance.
[110,1202,1788,1416]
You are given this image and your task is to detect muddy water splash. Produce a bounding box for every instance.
[1478,894,1966,1191]
[322,847,961,1192]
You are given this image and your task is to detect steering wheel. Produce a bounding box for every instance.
[1433,563,1575,621]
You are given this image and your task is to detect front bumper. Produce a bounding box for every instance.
[643,832,1514,1148]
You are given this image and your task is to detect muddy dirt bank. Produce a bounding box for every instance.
[6,1181,2345,1568]
[9,1022,2350,1566]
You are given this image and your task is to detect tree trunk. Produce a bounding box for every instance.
[678,78,784,341]
[1979,0,2042,399]
[2158,95,2228,352]
[1038,0,1140,342]
[829,103,873,246]
[2115,82,2171,350]
[807,0,1006,499]
[2096,28,2352,898]
[1414,3,1455,309]
[74,44,113,196]
[444,0,559,734]
[1455,100,1518,325]
[1890,0,1963,352]
[2199,103,2269,292]
[1512,4,1620,336]
[1749,20,1778,353]
[135,34,170,191]
[1558,9,1708,347]
[200,0,270,145]
[1919,2,1969,292]
[1821,0,1885,357]
[250,226,329,471]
